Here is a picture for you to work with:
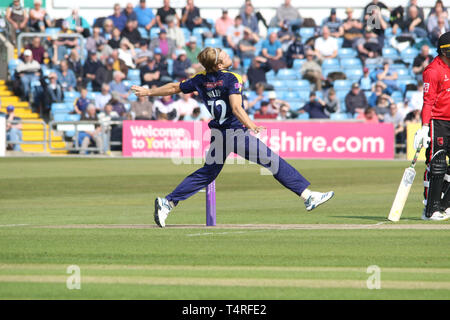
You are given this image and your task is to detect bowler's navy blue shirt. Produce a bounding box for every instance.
[179,70,245,130]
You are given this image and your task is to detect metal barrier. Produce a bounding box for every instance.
[4,119,48,152]
[48,120,123,153]
[17,32,86,60]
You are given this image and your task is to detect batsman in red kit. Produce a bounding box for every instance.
[414,32,450,221]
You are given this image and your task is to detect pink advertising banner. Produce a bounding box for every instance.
[122,121,395,159]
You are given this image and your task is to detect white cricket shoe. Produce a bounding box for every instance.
[421,210,450,221]
[304,191,334,211]
[154,197,173,227]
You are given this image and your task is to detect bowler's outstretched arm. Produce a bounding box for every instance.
[131,83,181,98]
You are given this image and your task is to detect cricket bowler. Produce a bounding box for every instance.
[414,31,450,221]
[132,47,334,227]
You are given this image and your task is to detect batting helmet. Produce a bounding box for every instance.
[437,31,450,57]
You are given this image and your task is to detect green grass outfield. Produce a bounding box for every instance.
[0,157,449,299]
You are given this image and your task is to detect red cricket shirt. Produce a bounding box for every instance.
[422,56,450,125]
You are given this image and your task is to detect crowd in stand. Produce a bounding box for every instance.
[5,0,449,153]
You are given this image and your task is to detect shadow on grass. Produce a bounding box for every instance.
[331,216,389,222]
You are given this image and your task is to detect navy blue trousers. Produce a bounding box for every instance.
[166,128,310,205]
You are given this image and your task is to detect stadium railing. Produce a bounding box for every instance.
[5,119,48,152]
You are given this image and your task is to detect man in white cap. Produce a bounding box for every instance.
[15,49,41,100]
[184,36,201,66]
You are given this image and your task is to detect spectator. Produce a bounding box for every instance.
[181,0,206,32]
[238,29,258,60]
[67,49,83,90]
[396,5,427,38]
[74,88,91,115]
[345,82,368,115]
[86,27,107,53]
[79,104,104,155]
[15,49,41,100]
[363,0,389,20]
[356,27,382,64]
[172,49,192,81]
[44,72,64,114]
[83,51,103,89]
[140,57,162,87]
[108,92,128,118]
[57,60,77,92]
[376,60,399,93]
[427,2,448,33]
[359,67,372,91]
[29,0,51,33]
[95,83,112,112]
[153,95,178,120]
[227,16,245,53]
[123,2,138,25]
[102,18,115,40]
[110,71,130,101]
[364,5,387,44]
[66,8,90,37]
[150,29,176,60]
[184,106,210,121]
[6,0,28,46]
[277,20,295,52]
[131,93,153,120]
[167,15,186,49]
[96,39,114,64]
[261,32,286,72]
[53,21,78,64]
[409,81,424,112]
[277,104,296,120]
[24,36,46,64]
[247,82,269,112]
[118,38,137,70]
[99,103,120,121]
[322,8,343,38]
[215,9,234,38]
[247,56,272,90]
[5,105,22,151]
[374,93,394,121]
[241,2,259,35]
[299,92,329,119]
[135,0,156,30]
[254,101,277,119]
[135,41,154,67]
[368,80,387,107]
[173,92,199,120]
[324,88,340,115]
[285,34,305,68]
[406,0,425,22]
[404,104,421,125]
[109,3,127,32]
[429,15,449,47]
[94,57,114,92]
[156,0,180,28]
[266,91,286,114]
[275,0,302,31]
[121,19,142,47]
[240,0,268,29]
[384,103,406,152]
[108,27,122,49]
[314,26,338,61]
[342,7,364,48]
[357,107,379,123]
[184,36,202,66]
[301,49,323,91]
[412,45,433,81]
[428,0,448,18]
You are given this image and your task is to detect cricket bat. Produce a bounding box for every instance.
[388,145,423,222]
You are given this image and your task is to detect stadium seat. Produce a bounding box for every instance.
[289,102,303,111]
[337,37,344,48]
[323,67,342,77]
[336,90,348,102]
[181,27,191,40]
[400,47,419,60]
[333,80,352,91]
[297,112,310,120]
[8,59,21,74]
[297,90,310,101]
[391,91,403,103]
[242,58,252,70]
[364,91,372,100]
[167,58,173,75]
[405,90,420,100]
[395,68,413,80]
[382,47,400,60]
[276,69,297,80]
[340,58,362,70]
[222,48,234,59]
[267,27,280,35]
[53,113,67,122]
[192,27,209,39]
[283,91,300,100]
[330,113,349,120]
[51,102,73,115]
[45,27,60,36]
[86,92,98,101]
[286,79,310,91]
[272,80,287,91]
[204,38,221,47]
[63,91,81,102]
[266,70,276,81]
[322,58,339,68]
[138,27,149,39]
[345,69,363,81]
[338,48,357,58]
[300,27,315,40]
[128,69,140,81]
[150,27,160,39]
[66,114,81,121]
[292,59,306,69]
[398,79,418,93]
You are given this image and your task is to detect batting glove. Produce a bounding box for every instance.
[413,126,430,150]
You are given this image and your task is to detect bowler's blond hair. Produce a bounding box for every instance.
[197,47,223,73]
